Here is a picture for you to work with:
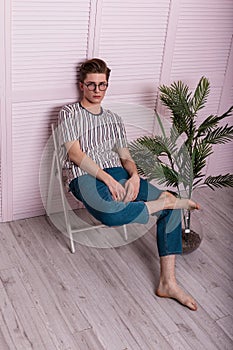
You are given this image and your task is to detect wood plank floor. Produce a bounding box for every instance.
[0,188,232,350]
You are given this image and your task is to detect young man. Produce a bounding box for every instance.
[59,58,200,311]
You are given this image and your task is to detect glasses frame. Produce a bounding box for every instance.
[83,82,108,91]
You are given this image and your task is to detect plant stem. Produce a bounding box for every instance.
[184,210,191,242]
[155,110,166,138]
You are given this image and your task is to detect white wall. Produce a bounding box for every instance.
[0,0,232,221]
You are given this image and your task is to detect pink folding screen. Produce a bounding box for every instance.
[0,0,232,221]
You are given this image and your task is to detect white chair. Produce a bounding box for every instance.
[47,123,128,253]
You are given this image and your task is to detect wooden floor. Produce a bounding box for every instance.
[0,188,233,350]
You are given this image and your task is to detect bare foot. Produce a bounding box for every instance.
[156,282,198,311]
[159,192,200,211]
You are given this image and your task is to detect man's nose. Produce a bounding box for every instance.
[94,84,100,92]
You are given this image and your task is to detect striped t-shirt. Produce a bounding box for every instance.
[58,102,128,182]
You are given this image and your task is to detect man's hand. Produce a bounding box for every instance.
[66,141,127,201]
[107,178,126,201]
[123,174,140,203]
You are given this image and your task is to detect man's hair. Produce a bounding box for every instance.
[79,58,111,82]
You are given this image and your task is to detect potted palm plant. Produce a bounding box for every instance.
[130,77,233,253]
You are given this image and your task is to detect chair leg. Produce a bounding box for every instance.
[123,225,128,241]
[60,188,76,253]
[47,151,56,215]
[67,225,76,253]
[54,154,76,253]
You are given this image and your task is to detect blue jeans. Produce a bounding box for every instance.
[69,167,182,256]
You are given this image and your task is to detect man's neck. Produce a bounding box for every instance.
[80,99,102,114]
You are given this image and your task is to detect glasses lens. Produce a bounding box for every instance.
[99,83,108,91]
[86,83,95,91]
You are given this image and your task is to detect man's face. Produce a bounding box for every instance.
[80,73,108,105]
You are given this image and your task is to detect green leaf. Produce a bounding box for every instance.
[169,125,180,143]
[204,174,233,190]
[196,105,233,137]
[191,76,210,114]
[129,138,179,187]
[131,135,178,158]
[159,81,193,137]
[203,125,233,144]
[129,140,164,180]
[174,143,194,189]
[192,142,213,177]
[159,81,192,117]
[150,163,179,187]
[193,176,205,188]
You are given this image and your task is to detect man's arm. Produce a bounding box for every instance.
[118,147,138,176]
[117,147,140,202]
[65,140,126,201]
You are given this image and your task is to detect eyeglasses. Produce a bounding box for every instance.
[83,82,108,91]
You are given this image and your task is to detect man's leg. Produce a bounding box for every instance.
[145,192,199,213]
[137,184,199,310]
[70,170,199,309]
[69,170,150,226]
[156,255,197,311]
[144,192,199,310]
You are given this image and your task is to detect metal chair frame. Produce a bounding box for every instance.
[47,124,128,253]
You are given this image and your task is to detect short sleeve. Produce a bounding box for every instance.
[58,105,80,146]
[114,114,128,149]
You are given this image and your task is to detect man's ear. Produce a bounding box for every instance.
[79,82,84,91]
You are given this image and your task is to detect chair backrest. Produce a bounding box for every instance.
[49,124,76,253]
[51,123,67,167]
[51,123,72,192]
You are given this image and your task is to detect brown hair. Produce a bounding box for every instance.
[79,58,111,82]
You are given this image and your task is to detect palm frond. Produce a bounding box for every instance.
[154,135,178,156]
[196,105,233,137]
[150,163,179,187]
[129,139,179,186]
[173,115,191,137]
[191,76,210,114]
[159,81,193,136]
[192,142,213,177]
[131,135,178,157]
[169,124,181,144]
[203,125,233,144]
[129,137,164,156]
[193,176,205,188]
[129,141,157,177]
[196,114,221,137]
[204,174,233,190]
[159,81,192,117]
[174,143,194,189]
